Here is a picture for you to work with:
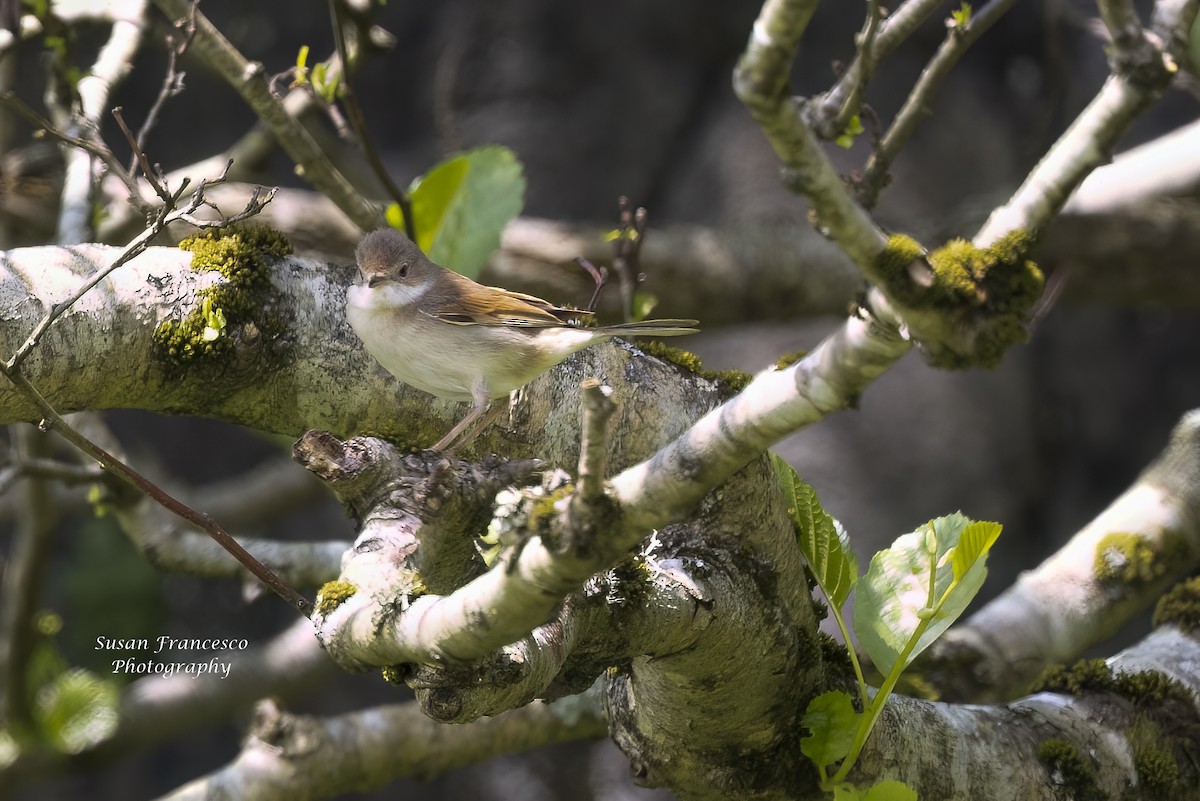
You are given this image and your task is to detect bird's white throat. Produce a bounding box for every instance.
[346,279,430,311]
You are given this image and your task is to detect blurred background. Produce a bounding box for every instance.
[2,0,1199,798]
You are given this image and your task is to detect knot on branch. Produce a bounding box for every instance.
[292,430,541,532]
[873,231,1045,369]
[1106,33,1179,92]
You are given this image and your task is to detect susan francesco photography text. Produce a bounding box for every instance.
[94,635,249,680]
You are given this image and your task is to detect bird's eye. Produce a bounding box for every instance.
[398,261,410,278]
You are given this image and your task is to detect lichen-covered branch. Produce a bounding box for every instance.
[851,618,1200,799]
[311,291,906,668]
[1064,117,1200,214]
[613,289,909,531]
[975,0,1198,247]
[304,430,821,798]
[921,409,1200,702]
[733,0,888,271]
[157,691,608,801]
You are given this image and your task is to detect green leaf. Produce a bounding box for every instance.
[397,146,526,278]
[631,290,658,322]
[385,202,405,230]
[834,785,866,801]
[863,779,918,801]
[950,520,1001,583]
[311,62,340,102]
[771,454,858,608]
[836,115,865,149]
[34,668,119,753]
[950,2,972,27]
[854,513,1001,677]
[800,690,859,769]
[200,296,226,342]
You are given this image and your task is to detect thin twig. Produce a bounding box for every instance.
[576,379,615,503]
[130,0,196,168]
[856,0,1018,208]
[149,0,383,232]
[0,457,107,496]
[0,427,58,734]
[610,196,646,321]
[0,91,145,205]
[327,0,415,240]
[810,0,883,138]
[817,0,948,136]
[0,371,311,616]
[113,106,172,203]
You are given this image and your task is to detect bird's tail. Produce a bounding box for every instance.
[599,319,700,337]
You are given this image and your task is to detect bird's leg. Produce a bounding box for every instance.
[432,381,503,453]
[432,401,489,453]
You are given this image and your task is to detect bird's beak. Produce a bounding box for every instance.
[366,273,389,288]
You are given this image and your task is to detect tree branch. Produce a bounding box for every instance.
[54,0,148,245]
[310,288,907,668]
[156,691,607,801]
[922,408,1200,702]
[0,427,58,734]
[733,0,888,272]
[975,0,1197,246]
[854,621,1200,799]
[858,0,1018,208]
[150,0,383,232]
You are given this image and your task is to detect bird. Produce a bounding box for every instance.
[346,228,698,452]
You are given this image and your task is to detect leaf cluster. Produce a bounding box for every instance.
[772,455,1002,798]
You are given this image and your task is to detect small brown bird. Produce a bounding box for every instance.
[347,228,698,451]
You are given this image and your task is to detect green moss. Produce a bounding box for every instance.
[1153,576,1200,632]
[314,579,356,616]
[1034,658,1117,695]
[874,230,1045,370]
[1033,659,1194,707]
[774,350,808,370]
[1115,670,1196,708]
[817,631,858,695]
[1095,531,1191,585]
[1037,739,1104,801]
[638,341,703,372]
[154,225,294,369]
[526,483,575,534]
[708,368,753,391]
[874,234,925,288]
[380,664,408,686]
[636,341,753,392]
[925,231,1044,312]
[1129,720,1181,795]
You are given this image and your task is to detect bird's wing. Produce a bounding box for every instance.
[425,273,593,328]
